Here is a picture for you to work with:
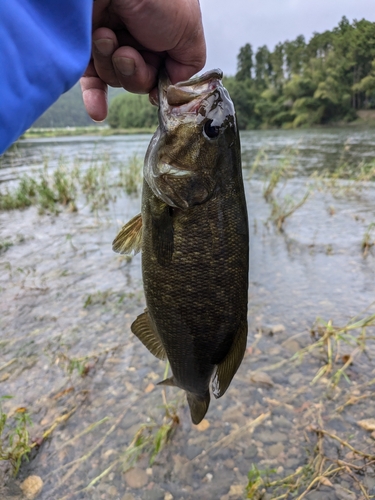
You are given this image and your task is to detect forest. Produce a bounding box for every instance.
[108,17,375,130]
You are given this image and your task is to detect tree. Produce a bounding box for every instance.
[236,43,253,81]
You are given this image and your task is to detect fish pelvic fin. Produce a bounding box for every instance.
[212,319,248,399]
[131,310,167,360]
[157,376,177,387]
[187,391,210,425]
[112,213,142,255]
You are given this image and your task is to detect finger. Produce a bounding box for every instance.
[80,61,108,122]
[92,27,120,88]
[112,46,162,94]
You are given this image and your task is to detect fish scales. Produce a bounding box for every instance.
[113,68,249,424]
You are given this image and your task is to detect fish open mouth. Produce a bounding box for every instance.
[158,69,224,125]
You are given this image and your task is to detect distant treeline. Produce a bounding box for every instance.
[32,85,126,128]
[108,17,375,130]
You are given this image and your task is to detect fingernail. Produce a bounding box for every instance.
[113,57,135,76]
[93,39,114,57]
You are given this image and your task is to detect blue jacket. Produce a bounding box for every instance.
[0,1,92,153]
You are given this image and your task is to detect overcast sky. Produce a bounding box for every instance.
[199,0,374,76]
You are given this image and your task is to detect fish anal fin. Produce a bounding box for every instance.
[131,310,166,360]
[212,320,248,399]
[112,213,142,255]
[187,391,210,425]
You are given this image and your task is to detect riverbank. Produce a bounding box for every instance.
[1,131,375,499]
[23,126,155,139]
[21,113,375,141]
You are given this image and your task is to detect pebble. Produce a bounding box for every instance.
[257,430,288,443]
[270,324,285,334]
[143,487,165,500]
[250,371,274,387]
[164,494,173,500]
[282,339,301,353]
[357,418,375,431]
[20,476,43,499]
[122,494,135,500]
[267,442,284,458]
[334,484,356,500]
[272,415,293,428]
[124,467,149,488]
[228,484,244,497]
[195,419,210,431]
[288,372,302,385]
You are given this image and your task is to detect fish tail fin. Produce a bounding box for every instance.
[186,391,210,425]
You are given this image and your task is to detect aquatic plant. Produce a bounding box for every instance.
[0,396,33,476]
[0,153,143,214]
[118,154,143,195]
[362,222,375,257]
[293,312,375,387]
[269,192,310,231]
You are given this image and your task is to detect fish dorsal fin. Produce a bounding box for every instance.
[211,320,247,399]
[112,213,142,255]
[131,310,166,360]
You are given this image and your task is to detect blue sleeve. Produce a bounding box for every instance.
[0,1,93,153]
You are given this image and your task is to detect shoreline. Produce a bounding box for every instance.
[21,116,375,140]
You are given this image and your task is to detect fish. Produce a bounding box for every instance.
[112,68,249,424]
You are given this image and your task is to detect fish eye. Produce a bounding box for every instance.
[203,119,220,139]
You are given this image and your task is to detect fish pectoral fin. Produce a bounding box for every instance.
[187,391,210,425]
[131,310,167,360]
[211,320,248,399]
[112,213,142,255]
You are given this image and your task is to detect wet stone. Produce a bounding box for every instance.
[122,494,135,500]
[267,442,284,458]
[364,475,375,491]
[185,445,203,460]
[20,476,43,500]
[306,490,338,500]
[272,415,293,428]
[288,372,303,385]
[124,467,149,489]
[282,339,301,353]
[256,430,288,443]
[143,487,165,500]
[244,443,258,459]
[334,484,356,500]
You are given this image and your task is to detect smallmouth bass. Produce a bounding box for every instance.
[113,69,249,424]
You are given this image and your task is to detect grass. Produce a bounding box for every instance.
[362,222,375,257]
[295,313,375,388]
[0,153,143,213]
[118,154,143,195]
[0,396,33,476]
[23,126,154,139]
[251,147,311,231]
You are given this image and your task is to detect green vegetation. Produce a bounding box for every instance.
[31,84,126,128]
[224,17,375,129]
[106,17,375,131]
[0,154,143,213]
[108,93,158,129]
[0,396,33,476]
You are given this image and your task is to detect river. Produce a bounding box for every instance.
[0,129,375,499]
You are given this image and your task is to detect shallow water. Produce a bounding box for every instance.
[1,129,375,500]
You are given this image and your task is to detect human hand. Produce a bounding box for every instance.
[80,0,206,121]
